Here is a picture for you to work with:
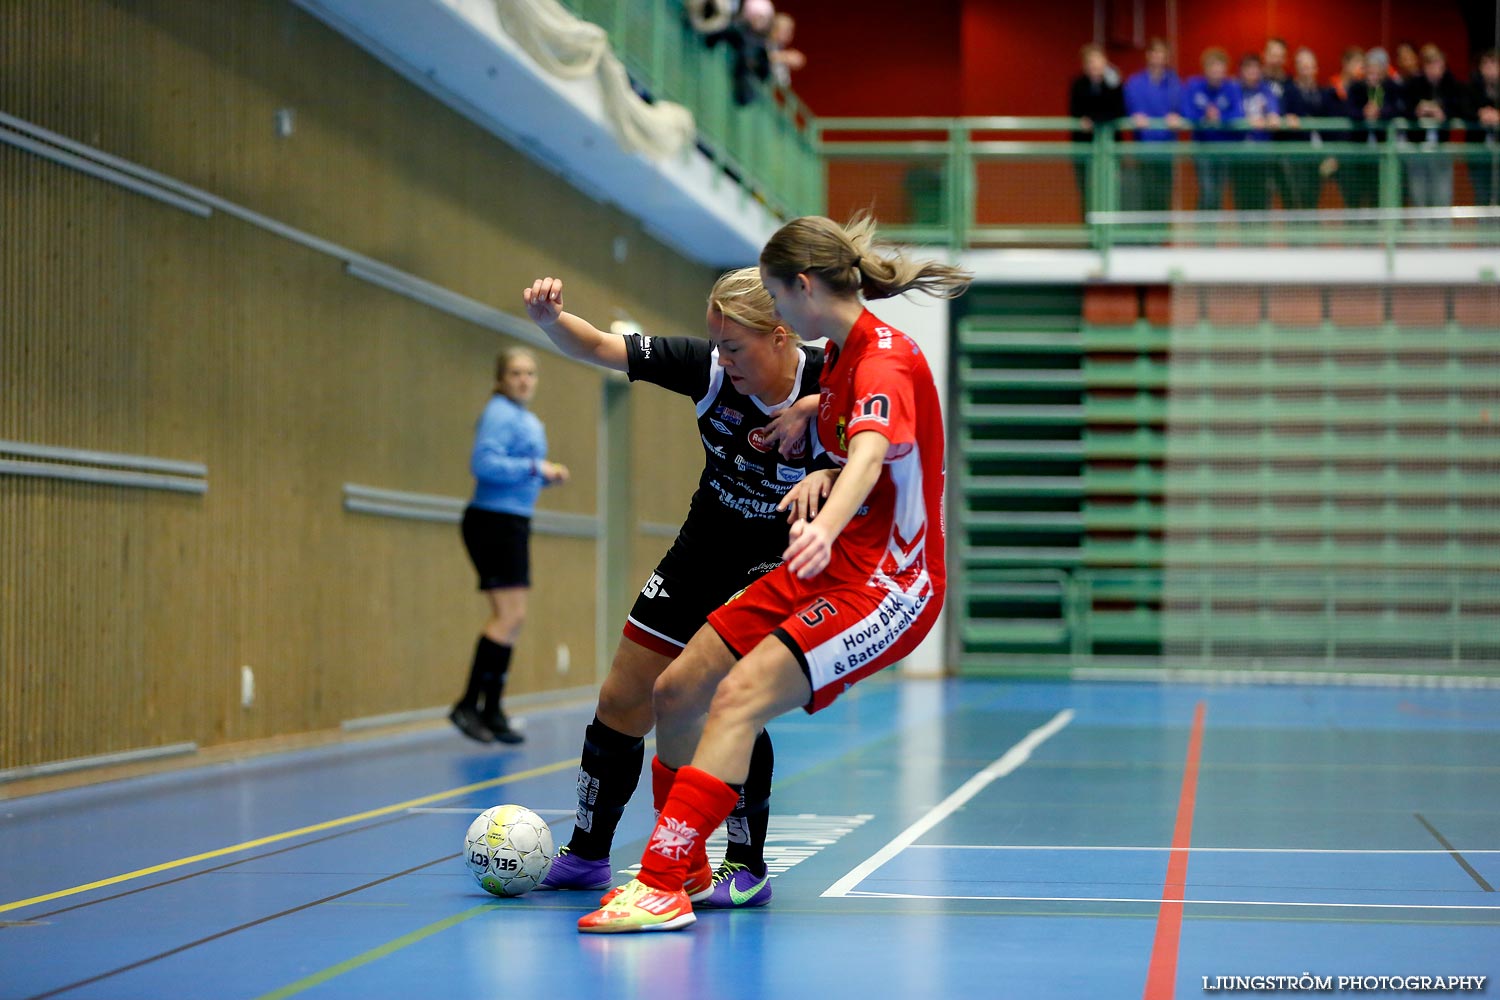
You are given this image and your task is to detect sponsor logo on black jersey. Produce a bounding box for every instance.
[701,435,726,459]
[733,454,765,475]
[639,335,653,358]
[747,427,773,453]
[709,418,731,435]
[713,405,743,426]
[776,464,805,483]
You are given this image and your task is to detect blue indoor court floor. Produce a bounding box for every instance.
[2,678,1497,1000]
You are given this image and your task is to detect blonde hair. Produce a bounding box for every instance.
[708,266,790,338]
[759,212,972,301]
[494,346,536,394]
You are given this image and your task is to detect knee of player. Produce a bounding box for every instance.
[706,669,764,726]
[598,671,651,722]
[651,666,694,722]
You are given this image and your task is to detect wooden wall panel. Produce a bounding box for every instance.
[0,0,718,771]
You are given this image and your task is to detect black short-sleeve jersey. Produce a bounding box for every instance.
[625,333,825,561]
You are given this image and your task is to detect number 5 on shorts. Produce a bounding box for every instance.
[797,597,837,628]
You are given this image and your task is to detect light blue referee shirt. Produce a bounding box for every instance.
[469,394,549,517]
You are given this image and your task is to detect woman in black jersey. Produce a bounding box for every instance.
[523,268,822,908]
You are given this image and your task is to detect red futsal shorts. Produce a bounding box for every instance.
[707,566,940,714]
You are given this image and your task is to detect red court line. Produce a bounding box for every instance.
[1143,701,1207,1000]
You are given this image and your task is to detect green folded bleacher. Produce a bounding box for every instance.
[955,283,1500,674]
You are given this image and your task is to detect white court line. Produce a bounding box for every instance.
[822,708,1075,898]
[906,845,1500,855]
[847,890,1500,911]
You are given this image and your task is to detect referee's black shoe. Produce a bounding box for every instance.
[481,709,525,744]
[449,703,496,743]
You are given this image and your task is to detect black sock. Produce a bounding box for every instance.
[478,639,512,717]
[566,716,646,860]
[724,728,773,876]
[457,635,498,710]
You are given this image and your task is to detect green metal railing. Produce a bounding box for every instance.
[817,116,1500,251]
[557,0,823,220]
[962,568,1500,666]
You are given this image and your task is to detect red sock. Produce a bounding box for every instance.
[651,756,710,873]
[638,766,739,892]
[650,755,676,814]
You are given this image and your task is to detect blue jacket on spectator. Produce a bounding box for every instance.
[1240,80,1280,140]
[1182,77,1244,140]
[1125,68,1182,141]
[470,394,549,517]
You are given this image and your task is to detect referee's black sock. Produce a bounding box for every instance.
[457,635,502,710]
[724,728,773,877]
[477,638,511,714]
[567,716,646,861]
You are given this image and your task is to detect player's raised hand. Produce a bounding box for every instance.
[784,517,833,579]
[777,468,836,524]
[523,277,565,326]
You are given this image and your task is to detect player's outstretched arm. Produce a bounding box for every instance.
[522,276,629,372]
[783,430,889,579]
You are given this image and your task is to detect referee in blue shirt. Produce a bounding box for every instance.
[452,347,569,744]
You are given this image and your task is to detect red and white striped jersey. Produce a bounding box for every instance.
[814,309,946,599]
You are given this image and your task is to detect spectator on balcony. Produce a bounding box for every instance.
[1233,52,1282,210]
[1182,47,1244,210]
[1263,37,1296,209]
[704,0,775,106]
[1282,47,1342,209]
[1344,47,1405,208]
[1123,37,1184,211]
[1394,41,1421,86]
[1069,43,1127,217]
[1331,46,1363,103]
[1329,47,1365,207]
[1404,45,1469,213]
[767,13,805,88]
[1263,37,1290,103]
[1467,48,1499,206]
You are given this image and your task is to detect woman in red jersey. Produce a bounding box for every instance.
[579,214,971,933]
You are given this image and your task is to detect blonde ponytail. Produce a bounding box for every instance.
[760,212,972,301]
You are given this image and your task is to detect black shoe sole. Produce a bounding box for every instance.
[449,706,496,743]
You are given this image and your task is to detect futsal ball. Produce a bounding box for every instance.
[463,804,554,896]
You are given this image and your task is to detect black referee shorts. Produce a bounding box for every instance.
[461,506,531,591]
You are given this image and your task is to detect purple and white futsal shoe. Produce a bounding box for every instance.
[536,846,614,891]
[697,861,773,908]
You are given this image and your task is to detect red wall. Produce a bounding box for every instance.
[776,0,963,116]
[777,0,1476,118]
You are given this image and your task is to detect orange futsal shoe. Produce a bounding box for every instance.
[599,860,714,907]
[577,879,696,934]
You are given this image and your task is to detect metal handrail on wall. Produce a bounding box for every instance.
[816,115,1500,252]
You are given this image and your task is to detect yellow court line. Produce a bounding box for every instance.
[0,757,575,914]
[251,902,498,1000]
